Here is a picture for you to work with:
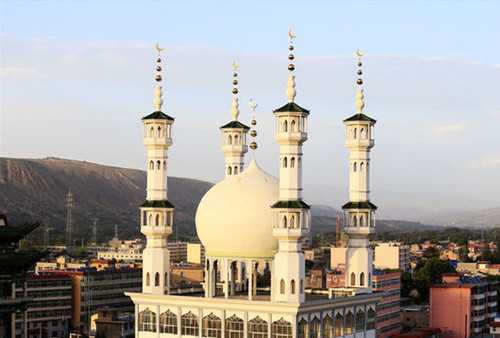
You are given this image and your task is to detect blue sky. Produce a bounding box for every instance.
[1,1,499,217]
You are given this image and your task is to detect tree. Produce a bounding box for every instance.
[479,243,494,262]
[458,245,473,262]
[423,246,439,259]
[414,258,456,301]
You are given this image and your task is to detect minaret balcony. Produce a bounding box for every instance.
[141,224,172,237]
[143,137,172,147]
[345,138,374,149]
[344,225,375,236]
[275,131,308,143]
[221,144,248,154]
[273,227,308,240]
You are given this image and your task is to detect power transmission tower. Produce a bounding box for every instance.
[65,190,74,248]
[44,220,52,247]
[92,218,98,245]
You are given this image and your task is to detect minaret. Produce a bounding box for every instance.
[140,45,174,295]
[220,61,249,178]
[343,52,377,292]
[272,30,310,303]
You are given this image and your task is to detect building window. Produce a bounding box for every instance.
[298,318,309,338]
[300,279,304,293]
[290,280,296,294]
[228,135,232,145]
[157,160,161,169]
[353,128,357,139]
[334,313,343,337]
[157,126,162,137]
[248,316,268,338]
[163,161,166,170]
[280,279,285,294]
[283,120,288,132]
[155,214,160,226]
[202,313,222,337]
[146,273,150,286]
[234,166,238,174]
[345,311,354,335]
[311,317,321,338]
[225,314,244,338]
[160,310,177,334]
[323,315,332,338]
[353,162,357,172]
[351,273,356,286]
[155,272,160,286]
[291,120,296,132]
[282,216,287,228]
[356,309,365,332]
[360,128,365,139]
[283,157,288,168]
[139,308,156,332]
[165,272,168,286]
[234,134,239,145]
[360,272,365,286]
[271,317,292,338]
[290,215,295,228]
[360,162,364,172]
[181,311,199,336]
[228,166,232,175]
[149,126,154,137]
[366,308,376,330]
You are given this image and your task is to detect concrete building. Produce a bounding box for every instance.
[186,243,205,265]
[170,264,204,286]
[94,309,134,338]
[373,270,401,337]
[373,242,411,271]
[430,273,498,337]
[330,247,348,270]
[127,44,383,337]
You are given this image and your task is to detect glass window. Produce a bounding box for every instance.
[298,318,308,338]
[182,311,199,336]
[272,317,292,338]
[248,316,268,338]
[323,315,332,338]
[225,314,244,338]
[160,310,177,334]
[139,308,156,332]
[311,317,321,338]
[202,313,221,338]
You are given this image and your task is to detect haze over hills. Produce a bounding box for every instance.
[0,158,497,245]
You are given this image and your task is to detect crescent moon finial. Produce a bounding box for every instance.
[249,98,258,110]
[289,29,297,39]
[156,43,164,52]
[233,60,239,69]
[356,49,364,57]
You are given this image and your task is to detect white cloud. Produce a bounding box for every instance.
[465,155,500,169]
[432,124,466,135]
[0,67,40,80]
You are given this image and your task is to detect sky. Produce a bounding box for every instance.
[1,1,499,213]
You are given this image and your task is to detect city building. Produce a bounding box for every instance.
[127,41,385,337]
[186,243,205,265]
[430,273,498,337]
[15,274,72,338]
[0,215,47,338]
[93,309,134,338]
[401,305,430,330]
[372,270,401,337]
[392,327,441,338]
[330,247,348,270]
[373,242,411,271]
[170,264,204,286]
[35,255,87,274]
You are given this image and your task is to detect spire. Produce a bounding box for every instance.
[154,43,164,111]
[230,98,239,121]
[287,29,297,102]
[249,99,258,151]
[355,49,365,114]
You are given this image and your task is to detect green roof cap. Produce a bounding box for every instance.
[271,200,311,209]
[142,111,174,121]
[341,201,378,210]
[140,200,175,209]
[343,113,376,123]
[220,121,250,130]
[273,102,310,114]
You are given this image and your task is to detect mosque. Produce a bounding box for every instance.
[127,35,381,338]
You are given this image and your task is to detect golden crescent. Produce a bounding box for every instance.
[249,99,258,109]
[356,49,364,57]
[156,43,164,51]
[233,60,239,68]
[289,29,297,39]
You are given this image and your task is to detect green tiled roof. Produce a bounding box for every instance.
[0,250,49,272]
[271,200,310,209]
[220,121,250,130]
[343,113,376,123]
[142,111,175,121]
[273,102,310,114]
[0,222,40,244]
[341,201,378,210]
[140,200,175,209]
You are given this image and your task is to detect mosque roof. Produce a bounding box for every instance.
[343,113,376,123]
[220,121,250,130]
[273,102,310,114]
[341,201,378,210]
[271,200,310,209]
[140,200,175,208]
[142,111,174,121]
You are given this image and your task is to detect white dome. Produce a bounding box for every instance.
[195,158,279,259]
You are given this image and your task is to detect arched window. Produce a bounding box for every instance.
[157,126,162,138]
[228,166,232,175]
[311,317,321,338]
[360,128,365,139]
[290,215,295,228]
[290,157,295,168]
[351,272,356,286]
[298,318,308,338]
[300,279,304,293]
[368,272,371,285]
[291,120,296,132]
[234,134,239,145]
[228,135,232,145]
[272,318,292,338]
[146,273,150,286]
[149,161,154,170]
[283,157,288,168]
[353,162,357,172]
[149,127,154,137]
[345,311,354,335]
[155,272,160,286]
[334,313,343,337]
[157,160,161,169]
[283,120,288,132]
[359,215,364,227]
[353,215,357,227]
[290,280,296,294]
[148,214,152,226]
[163,161,166,170]
[226,314,244,337]
[360,162,364,172]
[139,308,156,332]
[353,128,358,139]
[282,216,287,228]
[155,214,159,226]
[160,310,177,334]
[202,313,222,338]
[366,308,376,330]
[280,279,285,294]
[360,272,365,286]
[248,316,268,338]
[181,311,199,336]
[356,309,365,332]
[234,166,238,175]
[323,315,332,338]
[165,272,168,286]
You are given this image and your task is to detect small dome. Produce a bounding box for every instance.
[195,158,279,258]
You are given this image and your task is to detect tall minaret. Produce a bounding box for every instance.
[272,30,311,303]
[140,45,174,295]
[343,52,377,292]
[220,61,249,178]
